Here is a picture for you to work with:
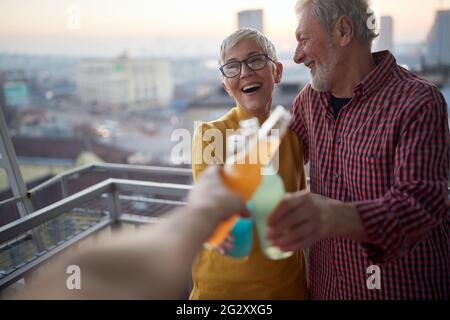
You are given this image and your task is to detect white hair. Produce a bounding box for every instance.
[219,28,279,66]
[295,0,378,46]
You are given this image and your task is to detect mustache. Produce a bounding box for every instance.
[304,60,314,67]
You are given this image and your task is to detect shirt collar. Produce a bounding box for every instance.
[318,50,397,101]
[354,50,397,98]
[235,105,269,125]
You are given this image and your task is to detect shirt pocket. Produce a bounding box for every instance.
[343,126,382,166]
[341,130,392,200]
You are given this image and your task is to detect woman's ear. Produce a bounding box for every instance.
[274,62,283,84]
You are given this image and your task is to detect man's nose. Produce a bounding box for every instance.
[294,45,305,64]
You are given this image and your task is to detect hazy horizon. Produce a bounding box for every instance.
[0,0,449,57]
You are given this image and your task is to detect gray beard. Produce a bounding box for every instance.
[309,45,338,92]
[310,70,332,92]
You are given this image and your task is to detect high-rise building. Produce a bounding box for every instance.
[238,9,264,33]
[426,10,450,67]
[374,16,394,52]
[0,70,29,109]
[76,54,173,110]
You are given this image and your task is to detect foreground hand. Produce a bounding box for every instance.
[266,191,338,251]
[187,166,248,222]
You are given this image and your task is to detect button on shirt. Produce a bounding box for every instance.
[290,51,450,299]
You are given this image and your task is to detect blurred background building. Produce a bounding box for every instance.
[76,54,173,111]
[0,70,29,110]
[238,9,264,33]
[374,16,394,52]
[425,9,450,67]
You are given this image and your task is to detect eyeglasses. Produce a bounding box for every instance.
[219,53,275,78]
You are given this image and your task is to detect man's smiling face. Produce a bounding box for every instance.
[294,4,339,92]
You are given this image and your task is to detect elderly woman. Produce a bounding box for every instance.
[190,28,308,300]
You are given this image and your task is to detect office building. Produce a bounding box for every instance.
[426,10,450,67]
[0,70,29,109]
[76,54,173,110]
[238,9,264,33]
[374,16,394,52]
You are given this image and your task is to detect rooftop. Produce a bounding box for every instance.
[11,135,133,164]
[187,82,304,110]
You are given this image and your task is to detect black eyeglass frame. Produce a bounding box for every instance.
[219,53,276,78]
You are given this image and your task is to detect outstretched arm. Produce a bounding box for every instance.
[16,166,246,299]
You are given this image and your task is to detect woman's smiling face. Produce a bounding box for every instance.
[222,39,283,118]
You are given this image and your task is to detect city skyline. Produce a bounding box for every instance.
[0,0,449,56]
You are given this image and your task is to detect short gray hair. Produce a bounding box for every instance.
[295,0,378,46]
[219,28,278,66]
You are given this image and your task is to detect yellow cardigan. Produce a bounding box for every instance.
[190,106,308,300]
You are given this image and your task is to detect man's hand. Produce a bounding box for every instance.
[267,191,367,251]
[187,166,248,223]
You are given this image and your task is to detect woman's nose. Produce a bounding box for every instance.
[240,62,254,77]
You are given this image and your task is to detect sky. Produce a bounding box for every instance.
[0,0,449,57]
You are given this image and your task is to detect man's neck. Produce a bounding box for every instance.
[331,49,376,98]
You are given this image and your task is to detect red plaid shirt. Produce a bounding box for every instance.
[290,51,449,299]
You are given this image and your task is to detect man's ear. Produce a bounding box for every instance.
[333,15,353,47]
[274,62,283,84]
[222,82,233,97]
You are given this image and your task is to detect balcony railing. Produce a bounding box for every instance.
[0,177,192,291]
[27,162,193,198]
[0,162,192,214]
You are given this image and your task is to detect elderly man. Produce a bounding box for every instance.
[268,0,449,299]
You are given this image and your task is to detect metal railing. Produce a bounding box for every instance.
[28,163,192,196]
[0,178,192,291]
[0,163,192,215]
